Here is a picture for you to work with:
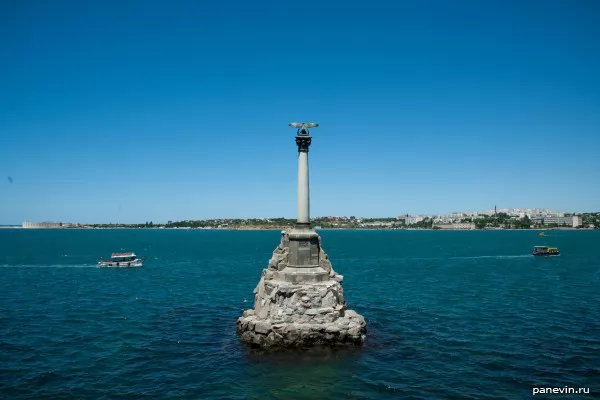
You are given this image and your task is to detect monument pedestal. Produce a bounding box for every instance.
[278,229,328,283]
[236,229,367,348]
[236,122,366,348]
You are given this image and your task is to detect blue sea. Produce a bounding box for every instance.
[1,229,599,399]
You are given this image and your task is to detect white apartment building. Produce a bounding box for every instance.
[433,223,476,230]
[405,216,424,225]
[532,215,582,227]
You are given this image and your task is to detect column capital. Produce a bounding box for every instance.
[296,135,312,152]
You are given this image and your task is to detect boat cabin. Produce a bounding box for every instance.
[98,251,143,267]
[111,252,137,262]
[532,246,559,256]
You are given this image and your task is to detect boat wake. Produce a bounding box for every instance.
[0,264,96,268]
[449,255,532,260]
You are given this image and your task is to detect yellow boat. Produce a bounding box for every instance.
[532,246,559,256]
[539,232,545,236]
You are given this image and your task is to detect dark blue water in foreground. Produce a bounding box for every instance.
[1,229,599,399]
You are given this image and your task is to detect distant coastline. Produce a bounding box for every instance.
[5,212,600,230]
[0,225,595,231]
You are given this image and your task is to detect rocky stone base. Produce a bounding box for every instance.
[236,229,366,349]
[236,309,366,348]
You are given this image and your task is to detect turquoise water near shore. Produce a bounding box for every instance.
[1,229,599,399]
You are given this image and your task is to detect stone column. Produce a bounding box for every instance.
[296,134,311,228]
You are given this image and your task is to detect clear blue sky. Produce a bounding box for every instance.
[1,0,599,224]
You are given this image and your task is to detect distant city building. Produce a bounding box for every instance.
[22,221,69,229]
[361,221,394,227]
[531,215,582,227]
[433,223,476,230]
[405,216,424,225]
[401,207,576,223]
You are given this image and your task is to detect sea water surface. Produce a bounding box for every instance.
[1,229,599,399]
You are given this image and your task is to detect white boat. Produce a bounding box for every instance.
[98,252,143,267]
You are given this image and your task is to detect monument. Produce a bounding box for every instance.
[236,122,367,348]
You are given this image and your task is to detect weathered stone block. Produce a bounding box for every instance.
[257,306,269,320]
[264,269,275,280]
[321,290,337,308]
[236,229,367,349]
[348,326,362,336]
[254,321,272,334]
